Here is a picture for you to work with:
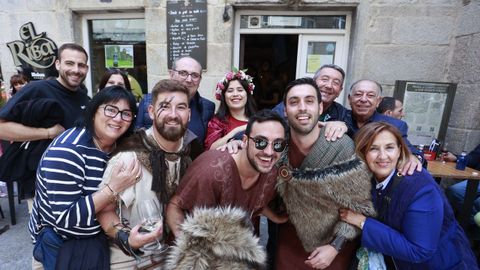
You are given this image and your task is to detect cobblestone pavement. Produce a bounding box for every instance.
[0,197,32,270]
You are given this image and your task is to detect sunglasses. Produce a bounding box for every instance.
[248,136,287,153]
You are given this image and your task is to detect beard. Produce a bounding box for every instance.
[154,116,187,142]
[58,69,85,89]
[246,142,273,174]
[287,113,319,135]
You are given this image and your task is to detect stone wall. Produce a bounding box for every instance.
[348,0,460,96]
[0,0,479,152]
[445,0,480,153]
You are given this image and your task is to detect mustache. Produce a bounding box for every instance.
[164,115,181,123]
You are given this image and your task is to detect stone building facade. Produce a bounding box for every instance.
[0,0,478,153]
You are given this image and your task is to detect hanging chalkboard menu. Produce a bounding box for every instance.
[167,0,207,69]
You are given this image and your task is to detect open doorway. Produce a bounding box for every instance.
[240,34,298,109]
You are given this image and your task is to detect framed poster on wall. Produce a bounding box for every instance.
[104,45,134,68]
[394,81,456,146]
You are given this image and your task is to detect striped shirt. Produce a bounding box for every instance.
[29,127,109,241]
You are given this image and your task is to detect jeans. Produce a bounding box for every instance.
[446,180,480,224]
[33,227,63,270]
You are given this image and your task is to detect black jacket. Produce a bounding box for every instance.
[0,98,63,194]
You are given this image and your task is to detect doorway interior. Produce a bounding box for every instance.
[241,34,298,110]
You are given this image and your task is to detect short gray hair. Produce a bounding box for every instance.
[349,79,383,96]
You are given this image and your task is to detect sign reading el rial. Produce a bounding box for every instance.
[6,22,58,80]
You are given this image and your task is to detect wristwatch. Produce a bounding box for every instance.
[329,235,346,252]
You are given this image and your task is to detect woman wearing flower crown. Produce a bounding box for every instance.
[205,68,257,150]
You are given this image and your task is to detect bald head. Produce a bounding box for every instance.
[169,56,203,97]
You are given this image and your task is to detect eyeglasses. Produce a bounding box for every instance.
[173,69,202,82]
[248,136,287,153]
[100,105,134,122]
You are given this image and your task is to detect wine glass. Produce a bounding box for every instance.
[136,198,166,253]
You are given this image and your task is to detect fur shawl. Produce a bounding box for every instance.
[277,156,376,252]
[166,206,266,270]
[112,129,193,203]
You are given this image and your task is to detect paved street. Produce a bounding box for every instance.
[0,197,32,269]
[0,197,269,270]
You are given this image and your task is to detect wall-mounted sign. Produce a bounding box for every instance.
[6,22,58,80]
[394,80,457,146]
[166,0,207,69]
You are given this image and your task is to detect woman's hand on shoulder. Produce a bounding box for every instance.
[108,156,142,193]
[216,139,245,154]
[339,208,366,229]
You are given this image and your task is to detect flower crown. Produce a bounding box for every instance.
[215,68,255,101]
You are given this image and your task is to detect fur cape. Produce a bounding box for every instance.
[113,129,193,203]
[276,156,376,252]
[166,206,266,270]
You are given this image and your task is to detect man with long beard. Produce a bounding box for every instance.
[96,79,198,269]
[166,109,289,237]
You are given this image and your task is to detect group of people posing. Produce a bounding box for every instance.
[0,42,478,270]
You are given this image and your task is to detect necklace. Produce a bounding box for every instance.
[93,137,116,153]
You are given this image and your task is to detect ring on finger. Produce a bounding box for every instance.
[135,175,141,182]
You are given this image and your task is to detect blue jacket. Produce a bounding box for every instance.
[346,111,418,154]
[188,92,215,148]
[135,93,153,129]
[362,169,478,270]
[467,143,480,169]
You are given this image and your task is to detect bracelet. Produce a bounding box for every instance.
[100,187,118,204]
[114,229,143,259]
[329,235,346,252]
[105,183,119,197]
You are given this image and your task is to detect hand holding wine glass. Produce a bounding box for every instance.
[134,198,166,252]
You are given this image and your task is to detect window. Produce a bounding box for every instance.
[87,18,146,98]
[240,15,346,29]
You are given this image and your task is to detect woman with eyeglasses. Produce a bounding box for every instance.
[339,122,478,270]
[204,68,257,150]
[29,86,142,270]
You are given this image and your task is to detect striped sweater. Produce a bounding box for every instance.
[29,127,109,241]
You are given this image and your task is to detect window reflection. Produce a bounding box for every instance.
[88,18,146,99]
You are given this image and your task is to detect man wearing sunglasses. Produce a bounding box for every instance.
[273,77,374,270]
[166,109,289,238]
[169,56,215,150]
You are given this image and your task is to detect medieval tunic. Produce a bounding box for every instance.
[175,150,278,220]
[100,127,195,269]
[275,128,372,270]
